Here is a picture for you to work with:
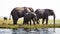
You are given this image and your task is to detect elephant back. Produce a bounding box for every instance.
[45,9,54,15]
[35,9,45,14]
[15,7,25,11]
[14,7,33,12]
[40,9,45,14]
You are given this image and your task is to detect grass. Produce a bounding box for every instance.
[0,24,60,29]
[0,18,60,29]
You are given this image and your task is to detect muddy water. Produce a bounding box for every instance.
[0,28,60,34]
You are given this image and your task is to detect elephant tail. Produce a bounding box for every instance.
[9,14,11,20]
[9,8,16,20]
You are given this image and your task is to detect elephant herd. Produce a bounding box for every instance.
[9,7,55,25]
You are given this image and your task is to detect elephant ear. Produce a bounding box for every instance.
[26,8,31,12]
[35,9,41,14]
[28,7,34,12]
[49,9,55,15]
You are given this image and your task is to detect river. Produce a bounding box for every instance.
[0,28,60,34]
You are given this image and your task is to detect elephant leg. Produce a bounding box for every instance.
[23,19,27,25]
[12,16,18,25]
[32,18,35,25]
[26,20,29,25]
[11,11,19,25]
[23,16,26,25]
[30,20,31,25]
[46,16,48,25]
[37,19,39,24]
[42,18,45,25]
[23,17,28,25]
[36,18,39,24]
[23,20,27,25]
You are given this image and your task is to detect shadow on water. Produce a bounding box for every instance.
[12,28,55,34]
[0,28,55,34]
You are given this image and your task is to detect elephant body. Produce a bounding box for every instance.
[35,9,55,25]
[10,7,34,24]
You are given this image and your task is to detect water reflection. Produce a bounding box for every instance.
[0,29,12,34]
[0,28,56,34]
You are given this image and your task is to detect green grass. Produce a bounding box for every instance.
[0,18,60,24]
[0,18,60,29]
[0,24,60,29]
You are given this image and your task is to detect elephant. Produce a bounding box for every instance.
[35,9,55,25]
[23,12,37,25]
[9,7,34,25]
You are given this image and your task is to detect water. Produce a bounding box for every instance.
[0,28,60,34]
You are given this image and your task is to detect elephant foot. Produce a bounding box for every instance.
[13,23,17,25]
[42,23,44,25]
[37,23,39,24]
[14,24,17,25]
[37,22,39,24]
[46,24,48,25]
[33,23,36,25]
[30,23,31,25]
[46,23,48,25]
[23,23,27,25]
[23,23,25,25]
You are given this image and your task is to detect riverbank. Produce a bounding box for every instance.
[0,24,60,29]
[0,18,60,29]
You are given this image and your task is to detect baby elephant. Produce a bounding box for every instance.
[23,12,37,25]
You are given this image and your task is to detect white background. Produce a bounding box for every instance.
[0,0,60,19]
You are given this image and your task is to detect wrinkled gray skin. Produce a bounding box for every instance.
[10,7,34,25]
[23,12,37,25]
[35,9,55,25]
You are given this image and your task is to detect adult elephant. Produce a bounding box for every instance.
[9,7,34,25]
[35,9,55,25]
[23,12,37,25]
